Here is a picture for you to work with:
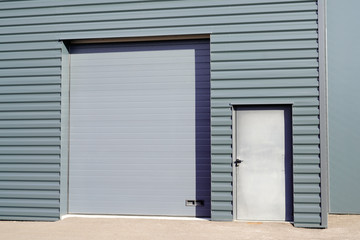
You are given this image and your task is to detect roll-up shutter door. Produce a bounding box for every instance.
[68,40,210,217]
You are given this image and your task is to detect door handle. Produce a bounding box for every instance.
[234,159,243,167]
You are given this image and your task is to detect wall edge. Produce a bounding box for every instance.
[318,0,329,229]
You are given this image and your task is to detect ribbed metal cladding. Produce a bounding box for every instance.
[0,0,322,227]
[0,39,61,220]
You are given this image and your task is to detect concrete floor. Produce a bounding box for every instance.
[0,215,359,240]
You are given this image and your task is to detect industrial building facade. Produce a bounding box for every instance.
[1,0,355,229]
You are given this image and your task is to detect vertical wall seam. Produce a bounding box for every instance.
[317,0,329,228]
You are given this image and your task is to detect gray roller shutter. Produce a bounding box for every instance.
[68,40,210,217]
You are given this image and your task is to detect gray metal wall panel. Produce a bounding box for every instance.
[0,0,322,227]
[328,0,360,213]
[0,36,61,220]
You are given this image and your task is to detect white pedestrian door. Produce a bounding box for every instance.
[235,108,288,221]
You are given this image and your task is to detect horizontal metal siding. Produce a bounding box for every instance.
[208,0,320,225]
[0,0,321,227]
[0,34,61,220]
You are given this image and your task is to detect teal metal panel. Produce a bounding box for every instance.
[0,164,60,172]
[294,213,321,223]
[0,208,59,217]
[0,1,317,19]
[294,164,321,174]
[0,50,62,60]
[0,35,61,220]
[0,94,61,103]
[328,0,360,214]
[294,194,321,203]
[0,199,59,208]
[0,190,59,199]
[0,42,61,51]
[0,172,59,181]
[0,0,322,227]
[0,59,61,69]
[0,155,60,164]
[0,181,59,190]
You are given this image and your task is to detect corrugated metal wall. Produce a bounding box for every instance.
[0,0,322,227]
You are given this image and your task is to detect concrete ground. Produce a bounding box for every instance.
[0,215,359,240]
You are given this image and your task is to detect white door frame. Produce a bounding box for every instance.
[232,104,293,222]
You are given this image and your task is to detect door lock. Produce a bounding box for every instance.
[234,159,243,167]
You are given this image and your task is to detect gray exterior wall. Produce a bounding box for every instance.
[327,0,360,213]
[0,0,324,227]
